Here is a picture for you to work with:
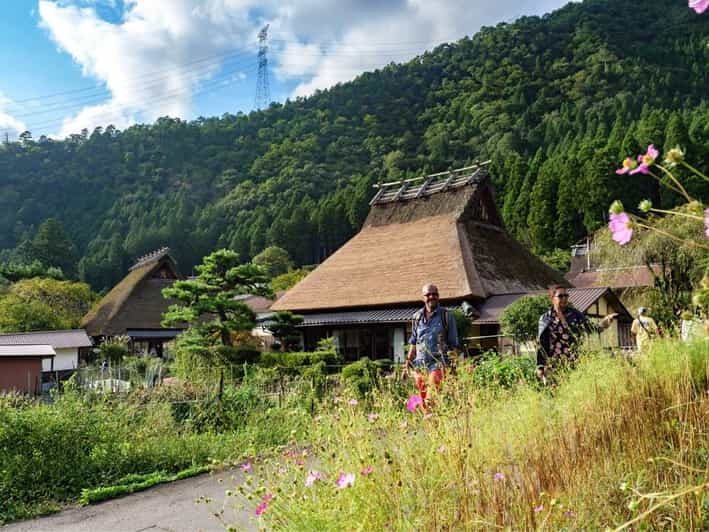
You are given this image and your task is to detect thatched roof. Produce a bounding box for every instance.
[81,248,182,337]
[272,164,564,312]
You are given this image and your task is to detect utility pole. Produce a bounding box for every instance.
[255,24,270,110]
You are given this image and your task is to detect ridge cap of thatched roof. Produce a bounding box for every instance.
[370,162,490,206]
[129,247,173,271]
[81,253,178,336]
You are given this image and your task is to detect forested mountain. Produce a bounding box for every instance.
[1,0,707,291]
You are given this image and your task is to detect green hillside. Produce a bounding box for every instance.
[0,0,707,290]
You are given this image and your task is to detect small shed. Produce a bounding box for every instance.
[81,248,184,356]
[0,329,93,375]
[0,345,55,396]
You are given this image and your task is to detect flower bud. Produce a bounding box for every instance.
[609,200,625,214]
[638,199,652,213]
[663,147,684,167]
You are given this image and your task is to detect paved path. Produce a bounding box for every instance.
[3,469,256,532]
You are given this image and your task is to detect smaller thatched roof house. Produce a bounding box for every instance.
[81,248,183,356]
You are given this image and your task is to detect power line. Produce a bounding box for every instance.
[9,53,256,120]
[9,47,256,106]
[1,62,260,137]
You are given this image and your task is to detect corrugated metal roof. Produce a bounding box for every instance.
[0,329,92,349]
[569,287,610,313]
[301,307,421,327]
[472,288,613,325]
[0,345,56,357]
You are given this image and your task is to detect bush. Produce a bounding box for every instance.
[99,337,130,364]
[341,357,381,398]
[215,344,261,365]
[259,350,342,375]
[499,294,549,343]
[469,351,537,390]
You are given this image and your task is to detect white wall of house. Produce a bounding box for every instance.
[42,347,78,372]
[393,328,405,363]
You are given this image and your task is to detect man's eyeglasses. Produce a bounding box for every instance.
[424,293,439,298]
[554,293,569,299]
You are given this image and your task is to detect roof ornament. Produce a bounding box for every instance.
[370,161,491,205]
[129,247,171,271]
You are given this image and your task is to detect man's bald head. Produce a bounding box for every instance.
[422,283,439,311]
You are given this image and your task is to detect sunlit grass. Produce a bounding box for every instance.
[244,339,708,530]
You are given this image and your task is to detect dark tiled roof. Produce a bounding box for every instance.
[0,329,92,349]
[300,307,421,327]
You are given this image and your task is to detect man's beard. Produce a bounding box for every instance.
[426,300,439,311]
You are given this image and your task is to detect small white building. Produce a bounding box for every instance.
[0,329,93,373]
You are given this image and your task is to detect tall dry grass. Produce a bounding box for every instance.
[241,339,708,530]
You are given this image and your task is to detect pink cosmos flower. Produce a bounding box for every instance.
[422,413,434,420]
[493,472,505,482]
[689,0,709,13]
[255,501,268,516]
[406,395,424,412]
[368,413,379,423]
[534,504,544,513]
[305,470,322,487]
[240,461,252,473]
[277,467,287,475]
[336,472,356,489]
[262,493,274,503]
[361,465,374,476]
[399,420,408,429]
[348,399,359,406]
[704,208,709,238]
[630,144,659,175]
[437,445,446,453]
[296,459,305,467]
[608,212,633,245]
[616,157,638,175]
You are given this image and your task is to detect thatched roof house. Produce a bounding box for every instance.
[274,163,562,313]
[271,163,566,360]
[81,248,184,356]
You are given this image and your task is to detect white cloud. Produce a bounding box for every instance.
[0,92,27,139]
[37,0,572,136]
[273,0,574,97]
[38,0,262,137]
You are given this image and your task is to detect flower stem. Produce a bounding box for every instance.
[680,160,709,183]
[634,222,709,250]
[646,170,684,198]
[648,208,703,221]
[653,165,692,202]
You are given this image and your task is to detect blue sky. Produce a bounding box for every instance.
[0,0,572,140]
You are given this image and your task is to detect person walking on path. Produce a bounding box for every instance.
[537,285,617,384]
[631,307,659,352]
[403,283,460,405]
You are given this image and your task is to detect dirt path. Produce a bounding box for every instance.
[2,469,256,532]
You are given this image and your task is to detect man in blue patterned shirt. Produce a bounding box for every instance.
[403,283,460,405]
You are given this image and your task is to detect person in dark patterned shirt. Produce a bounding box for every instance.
[537,285,617,383]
